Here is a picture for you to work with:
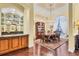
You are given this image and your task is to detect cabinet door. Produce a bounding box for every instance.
[21,36,28,47]
[11,37,19,48]
[0,39,9,52]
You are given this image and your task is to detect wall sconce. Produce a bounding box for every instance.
[75,20,79,33]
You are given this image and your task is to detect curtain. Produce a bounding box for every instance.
[53,16,68,39]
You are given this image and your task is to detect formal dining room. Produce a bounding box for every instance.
[0,3,79,56]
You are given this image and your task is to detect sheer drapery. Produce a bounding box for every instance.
[53,16,68,39]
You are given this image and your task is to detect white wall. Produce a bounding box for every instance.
[34,4,50,17]
[51,4,69,21]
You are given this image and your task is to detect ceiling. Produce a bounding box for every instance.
[37,3,66,10]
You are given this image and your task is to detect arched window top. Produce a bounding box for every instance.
[1,8,16,13]
[0,8,23,16]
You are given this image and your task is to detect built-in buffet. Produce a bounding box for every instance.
[0,35,28,55]
[0,8,29,55]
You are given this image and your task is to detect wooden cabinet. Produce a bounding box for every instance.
[35,22,45,39]
[21,36,28,47]
[11,37,19,48]
[18,37,22,48]
[0,39,9,52]
[0,35,28,55]
[75,35,79,50]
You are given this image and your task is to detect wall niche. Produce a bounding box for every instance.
[0,8,24,35]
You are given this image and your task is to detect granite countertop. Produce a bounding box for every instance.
[0,34,28,38]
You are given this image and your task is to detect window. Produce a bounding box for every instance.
[53,16,68,38]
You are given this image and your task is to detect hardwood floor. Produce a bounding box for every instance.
[1,47,79,56]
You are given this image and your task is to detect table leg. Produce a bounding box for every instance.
[33,43,36,56]
[37,44,41,56]
[53,49,58,56]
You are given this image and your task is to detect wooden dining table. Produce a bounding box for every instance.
[33,38,68,56]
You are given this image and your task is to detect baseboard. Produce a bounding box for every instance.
[28,44,33,48]
[68,48,75,53]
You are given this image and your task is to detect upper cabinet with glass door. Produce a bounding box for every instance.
[0,8,24,35]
